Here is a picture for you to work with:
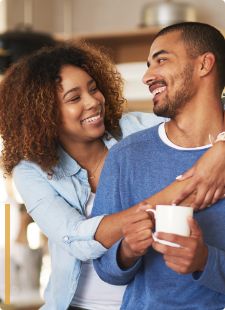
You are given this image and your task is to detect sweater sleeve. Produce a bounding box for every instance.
[93,240,142,285]
[92,147,142,284]
[192,245,225,294]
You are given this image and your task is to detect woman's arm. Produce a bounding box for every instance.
[13,161,107,261]
[121,112,225,210]
[95,178,195,248]
[173,141,225,209]
[173,112,225,208]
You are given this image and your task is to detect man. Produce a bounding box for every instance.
[92,22,225,309]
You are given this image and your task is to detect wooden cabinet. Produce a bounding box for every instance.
[73,26,160,64]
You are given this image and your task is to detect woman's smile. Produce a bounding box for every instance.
[58,65,106,144]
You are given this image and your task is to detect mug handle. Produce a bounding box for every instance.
[146,208,156,216]
[145,208,157,240]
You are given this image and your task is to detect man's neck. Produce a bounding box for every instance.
[165,99,224,148]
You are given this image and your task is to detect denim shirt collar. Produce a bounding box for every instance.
[57,146,80,177]
[54,133,118,178]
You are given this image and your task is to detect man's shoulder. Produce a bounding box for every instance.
[110,124,159,154]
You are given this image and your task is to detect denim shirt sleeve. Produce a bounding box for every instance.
[13,161,107,261]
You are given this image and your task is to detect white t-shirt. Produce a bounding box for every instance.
[70,193,126,310]
[158,122,211,150]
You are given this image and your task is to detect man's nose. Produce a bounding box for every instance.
[142,67,157,85]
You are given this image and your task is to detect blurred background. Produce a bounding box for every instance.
[0,0,225,309]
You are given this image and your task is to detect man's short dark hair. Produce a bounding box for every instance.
[155,22,225,90]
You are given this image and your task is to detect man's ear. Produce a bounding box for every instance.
[199,52,215,77]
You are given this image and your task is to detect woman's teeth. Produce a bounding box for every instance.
[81,114,101,124]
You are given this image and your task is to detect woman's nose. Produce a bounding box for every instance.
[84,94,99,110]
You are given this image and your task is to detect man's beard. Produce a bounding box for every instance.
[153,64,195,118]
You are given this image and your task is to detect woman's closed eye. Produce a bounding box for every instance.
[89,85,98,94]
[66,95,81,103]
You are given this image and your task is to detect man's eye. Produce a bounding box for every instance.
[158,58,166,64]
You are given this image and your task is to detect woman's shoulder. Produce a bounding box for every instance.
[13,160,47,181]
[120,111,166,138]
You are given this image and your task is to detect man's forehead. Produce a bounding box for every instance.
[149,31,183,56]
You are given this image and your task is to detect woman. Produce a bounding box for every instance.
[0,42,224,310]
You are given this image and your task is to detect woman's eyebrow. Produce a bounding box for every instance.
[87,79,95,86]
[63,87,79,99]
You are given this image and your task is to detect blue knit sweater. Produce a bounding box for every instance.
[93,124,225,310]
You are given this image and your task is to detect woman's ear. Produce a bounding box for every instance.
[199,52,215,77]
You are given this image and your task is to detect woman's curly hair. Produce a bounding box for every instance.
[0,41,125,174]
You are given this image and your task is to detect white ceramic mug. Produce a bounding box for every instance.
[147,204,193,247]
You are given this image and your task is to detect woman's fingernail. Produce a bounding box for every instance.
[138,204,152,211]
[176,175,183,180]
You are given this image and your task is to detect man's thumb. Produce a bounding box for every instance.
[188,217,201,239]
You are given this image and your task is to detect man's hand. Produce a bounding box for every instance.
[173,142,225,209]
[118,207,154,269]
[152,217,208,274]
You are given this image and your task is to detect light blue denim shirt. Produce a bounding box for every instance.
[13,112,164,310]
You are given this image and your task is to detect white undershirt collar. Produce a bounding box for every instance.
[158,122,211,150]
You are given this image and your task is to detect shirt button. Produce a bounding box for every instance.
[63,236,69,243]
[47,173,53,180]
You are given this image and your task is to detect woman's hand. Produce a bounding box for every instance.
[118,206,154,269]
[173,142,225,209]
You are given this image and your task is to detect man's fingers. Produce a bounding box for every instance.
[152,239,184,255]
[188,217,202,239]
[152,232,192,251]
[164,260,189,274]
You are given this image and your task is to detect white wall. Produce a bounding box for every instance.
[5,0,55,33]
[0,0,7,33]
[53,0,225,35]
[3,0,225,35]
